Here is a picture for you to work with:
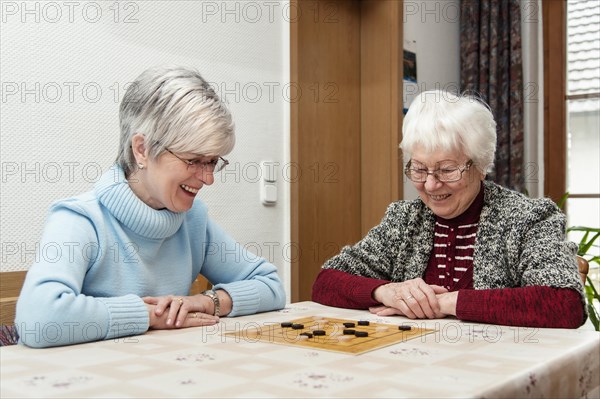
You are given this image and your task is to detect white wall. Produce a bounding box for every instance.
[0,1,291,299]
[402,0,461,200]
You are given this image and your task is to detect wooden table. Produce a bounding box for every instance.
[1,301,599,398]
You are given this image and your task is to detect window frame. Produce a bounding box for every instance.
[543,0,568,204]
[544,1,600,205]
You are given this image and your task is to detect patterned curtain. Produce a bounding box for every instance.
[460,0,525,192]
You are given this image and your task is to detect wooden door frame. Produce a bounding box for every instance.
[290,0,403,301]
[542,0,567,203]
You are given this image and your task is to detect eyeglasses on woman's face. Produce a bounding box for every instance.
[404,159,473,183]
[166,149,229,173]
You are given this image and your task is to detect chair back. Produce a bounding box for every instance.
[0,271,26,326]
[189,275,211,295]
[577,256,589,285]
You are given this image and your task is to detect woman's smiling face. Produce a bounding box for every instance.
[410,145,484,219]
[128,134,217,213]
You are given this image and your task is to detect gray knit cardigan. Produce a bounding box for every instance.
[323,180,584,295]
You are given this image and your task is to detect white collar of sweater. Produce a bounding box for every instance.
[94,165,185,239]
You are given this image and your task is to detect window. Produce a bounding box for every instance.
[566,0,600,260]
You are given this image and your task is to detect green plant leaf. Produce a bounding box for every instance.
[567,226,600,233]
[557,192,569,209]
[585,282,598,301]
[580,232,600,255]
[588,255,600,265]
[587,302,600,331]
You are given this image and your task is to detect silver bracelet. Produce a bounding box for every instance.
[201,289,220,317]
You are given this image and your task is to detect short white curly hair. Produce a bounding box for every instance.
[400,90,497,174]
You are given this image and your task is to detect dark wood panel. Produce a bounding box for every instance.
[543,0,567,204]
[360,0,403,234]
[291,0,362,301]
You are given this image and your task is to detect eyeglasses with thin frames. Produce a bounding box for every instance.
[405,159,473,183]
[166,149,229,173]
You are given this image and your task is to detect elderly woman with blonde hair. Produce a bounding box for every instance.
[16,66,286,347]
[313,90,585,328]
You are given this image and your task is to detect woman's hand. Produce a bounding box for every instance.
[370,278,449,319]
[143,295,219,329]
[436,291,458,316]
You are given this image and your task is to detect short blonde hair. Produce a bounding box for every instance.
[117,65,235,175]
[400,90,496,174]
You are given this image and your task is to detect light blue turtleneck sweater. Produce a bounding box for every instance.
[15,165,286,348]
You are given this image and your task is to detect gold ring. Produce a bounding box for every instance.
[193,312,199,318]
[405,295,414,301]
[177,297,184,305]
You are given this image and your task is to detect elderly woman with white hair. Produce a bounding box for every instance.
[16,66,286,348]
[312,90,585,328]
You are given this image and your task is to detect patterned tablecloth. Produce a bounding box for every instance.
[1,301,599,398]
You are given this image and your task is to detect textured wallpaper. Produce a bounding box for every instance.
[0,1,290,296]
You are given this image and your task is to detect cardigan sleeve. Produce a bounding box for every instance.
[463,184,587,327]
[320,201,411,280]
[516,199,583,292]
[475,186,586,313]
[312,268,389,308]
[456,286,585,328]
